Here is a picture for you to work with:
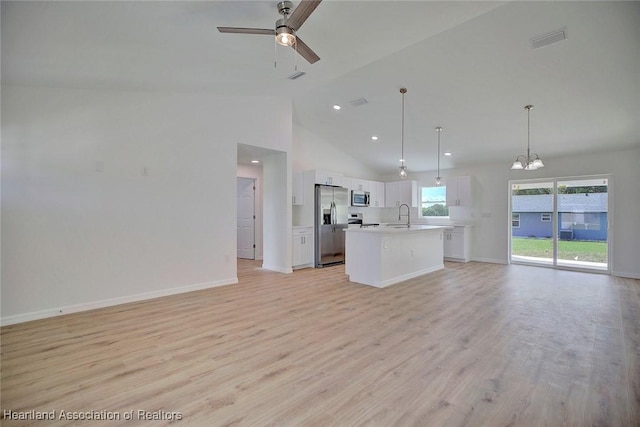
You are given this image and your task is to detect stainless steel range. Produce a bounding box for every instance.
[348,213,379,228]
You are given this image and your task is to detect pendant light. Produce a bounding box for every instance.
[435,126,443,186]
[511,105,545,171]
[399,88,408,178]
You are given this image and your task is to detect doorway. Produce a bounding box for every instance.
[237,177,255,260]
[510,176,610,273]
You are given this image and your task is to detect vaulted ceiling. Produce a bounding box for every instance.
[3,1,639,174]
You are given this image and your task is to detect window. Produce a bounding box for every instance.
[541,213,551,222]
[512,213,520,228]
[420,186,449,217]
[560,212,601,230]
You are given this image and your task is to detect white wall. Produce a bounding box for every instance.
[292,125,378,179]
[1,85,293,324]
[262,151,292,273]
[407,147,640,278]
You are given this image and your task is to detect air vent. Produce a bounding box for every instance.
[531,27,567,49]
[288,71,306,80]
[349,97,369,107]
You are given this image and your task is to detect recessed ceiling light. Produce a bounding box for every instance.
[371,136,378,141]
[444,152,452,156]
[332,105,341,110]
[251,160,260,164]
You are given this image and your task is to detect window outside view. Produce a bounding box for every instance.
[421,186,448,217]
[510,178,608,270]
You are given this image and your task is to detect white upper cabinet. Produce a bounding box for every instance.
[342,177,353,192]
[369,181,385,207]
[314,170,344,187]
[385,180,418,208]
[446,176,473,207]
[292,171,304,205]
[351,179,370,192]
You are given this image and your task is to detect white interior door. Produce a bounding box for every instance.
[237,177,255,259]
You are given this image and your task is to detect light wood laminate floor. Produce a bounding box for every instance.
[2,261,639,426]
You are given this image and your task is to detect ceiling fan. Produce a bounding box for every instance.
[217,0,322,64]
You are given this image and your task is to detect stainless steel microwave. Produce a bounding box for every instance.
[351,190,370,207]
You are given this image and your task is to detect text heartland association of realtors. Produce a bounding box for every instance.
[3,409,183,421]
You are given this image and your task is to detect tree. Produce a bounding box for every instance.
[423,204,449,216]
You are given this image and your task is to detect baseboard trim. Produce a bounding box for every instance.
[612,270,640,279]
[0,277,238,326]
[471,257,508,265]
[349,264,444,289]
[261,263,293,274]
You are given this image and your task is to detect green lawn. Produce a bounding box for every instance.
[511,237,608,263]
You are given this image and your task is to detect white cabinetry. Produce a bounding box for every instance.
[369,181,385,207]
[446,176,473,207]
[443,225,472,262]
[351,179,370,192]
[293,171,304,205]
[314,170,344,187]
[385,180,418,208]
[292,226,313,269]
[342,177,353,193]
[345,178,385,207]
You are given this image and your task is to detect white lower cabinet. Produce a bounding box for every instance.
[292,226,313,269]
[443,226,472,262]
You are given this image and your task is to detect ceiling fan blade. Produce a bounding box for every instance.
[217,27,275,35]
[293,36,320,64]
[286,0,322,31]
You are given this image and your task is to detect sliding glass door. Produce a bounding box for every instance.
[510,176,610,273]
[556,178,609,271]
[511,181,555,266]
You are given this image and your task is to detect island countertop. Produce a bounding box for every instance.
[344,225,451,233]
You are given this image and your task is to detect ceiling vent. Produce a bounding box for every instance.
[288,71,306,80]
[531,27,567,49]
[349,97,369,107]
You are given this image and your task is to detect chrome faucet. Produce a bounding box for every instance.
[398,203,410,227]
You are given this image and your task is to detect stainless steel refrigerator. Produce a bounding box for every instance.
[315,185,349,267]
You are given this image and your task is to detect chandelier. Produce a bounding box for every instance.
[511,105,544,171]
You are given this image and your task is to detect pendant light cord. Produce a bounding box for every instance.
[401,90,405,162]
[526,105,532,161]
[437,129,441,176]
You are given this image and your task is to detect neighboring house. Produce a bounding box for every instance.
[512,193,608,241]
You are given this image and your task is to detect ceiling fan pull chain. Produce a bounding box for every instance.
[274,36,277,68]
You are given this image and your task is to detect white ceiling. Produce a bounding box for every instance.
[3,1,639,174]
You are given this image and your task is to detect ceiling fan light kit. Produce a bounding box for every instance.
[275,22,296,47]
[511,105,545,171]
[217,0,322,64]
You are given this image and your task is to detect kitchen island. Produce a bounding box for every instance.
[344,225,451,288]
